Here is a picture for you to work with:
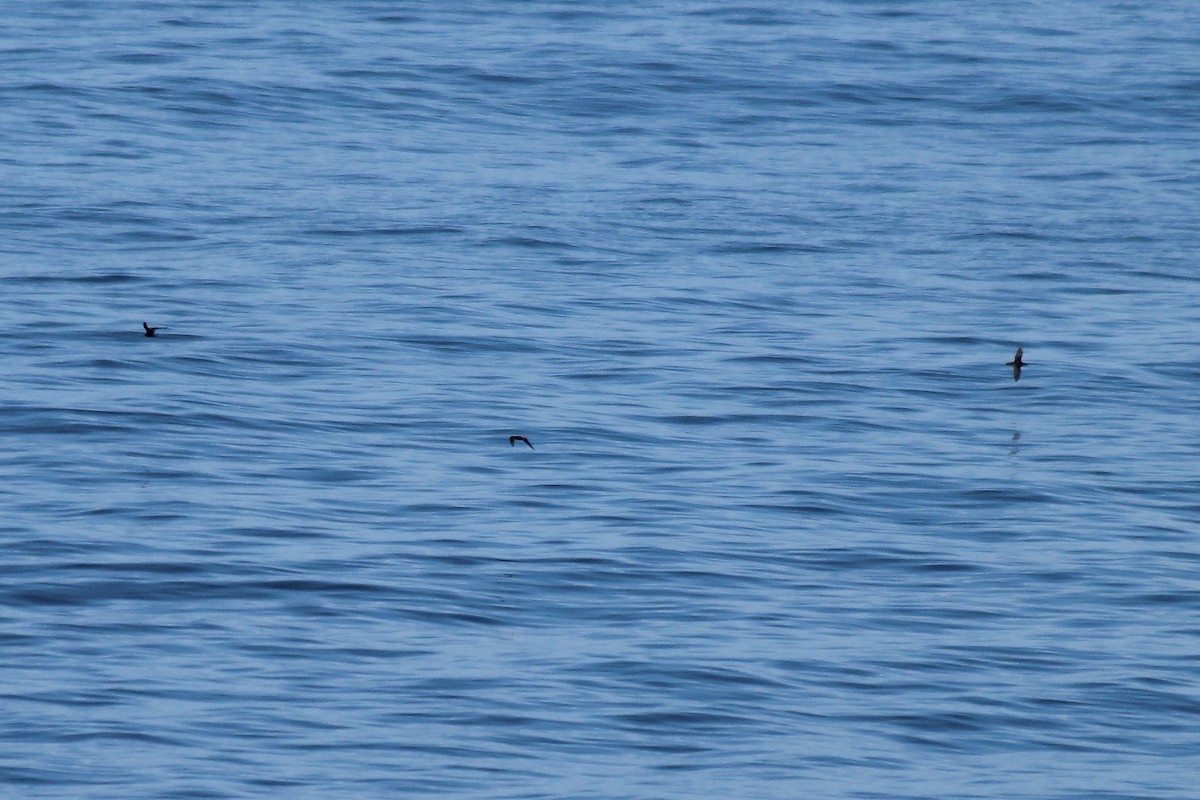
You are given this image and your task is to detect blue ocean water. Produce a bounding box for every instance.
[2,2,1199,798]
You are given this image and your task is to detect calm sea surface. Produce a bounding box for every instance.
[2,2,1198,798]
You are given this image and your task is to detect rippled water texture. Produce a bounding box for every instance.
[2,2,1198,798]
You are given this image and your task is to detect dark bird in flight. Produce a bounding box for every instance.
[509,435,533,450]
[142,322,162,337]
[1006,347,1027,382]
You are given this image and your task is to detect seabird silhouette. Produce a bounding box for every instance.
[142,322,162,337]
[1006,347,1027,382]
[509,435,533,450]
